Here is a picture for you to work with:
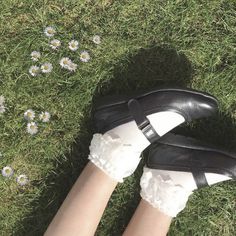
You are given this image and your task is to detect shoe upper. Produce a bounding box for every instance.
[94,87,218,133]
[146,133,236,181]
[135,88,218,122]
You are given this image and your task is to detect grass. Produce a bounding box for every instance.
[0,0,236,235]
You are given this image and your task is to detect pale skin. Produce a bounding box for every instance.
[44,161,172,236]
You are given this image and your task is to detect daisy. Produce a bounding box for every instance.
[80,51,90,62]
[50,39,61,50]
[44,26,56,37]
[0,95,5,105]
[92,35,101,45]
[39,111,51,122]
[24,109,35,121]
[29,65,40,76]
[0,95,5,114]
[59,57,72,69]
[16,174,28,186]
[30,51,41,61]
[27,122,38,135]
[41,62,53,73]
[1,166,14,177]
[68,62,78,72]
[69,40,79,51]
[0,105,5,114]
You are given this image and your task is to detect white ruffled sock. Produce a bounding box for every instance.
[88,111,185,182]
[140,168,232,217]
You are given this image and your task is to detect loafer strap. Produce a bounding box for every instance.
[192,170,209,189]
[128,99,160,143]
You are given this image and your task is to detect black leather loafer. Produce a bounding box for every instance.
[94,87,218,142]
[146,133,236,188]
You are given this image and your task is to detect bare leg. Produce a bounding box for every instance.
[123,200,172,236]
[44,161,118,236]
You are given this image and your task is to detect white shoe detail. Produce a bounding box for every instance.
[147,112,185,136]
[205,173,232,185]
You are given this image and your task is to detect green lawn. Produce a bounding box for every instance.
[0,0,236,235]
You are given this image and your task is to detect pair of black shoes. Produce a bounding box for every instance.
[93,88,235,189]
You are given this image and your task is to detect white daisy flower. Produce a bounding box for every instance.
[0,105,6,114]
[27,122,38,135]
[68,62,78,72]
[16,174,29,186]
[39,111,51,122]
[92,35,101,45]
[80,51,90,62]
[59,57,72,69]
[69,40,79,51]
[50,39,61,50]
[30,51,41,61]
[41,62,53,73]
[0,95,5,105]
[44,26,56,37]
[24,109,35,121]
[0,96,5,114]
[1,166,14,178]
[29,65,40,76]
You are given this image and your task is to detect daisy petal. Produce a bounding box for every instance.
[69,40,79,51]
[59,57,72,69]
[27,122,38,135]
[2,166,14,178]
[44,26,56,37]
[24,109,35,121]
[16,174,29,186]
[29,65,40,76]
[80,51,90,62]
[31,51,41,61]
[41,63,53,73]
[39,111,51,122]
[92,35,101,45]
[50,39,61,50]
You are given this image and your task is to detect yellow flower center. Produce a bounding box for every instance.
[30,125,36,130]
[27,112,32,117]
[5,169,10,174]
[44,65,49,70]
[48,29,54,34]
[19,177,25,182]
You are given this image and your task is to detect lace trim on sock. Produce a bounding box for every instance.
[88,133,141,182]
[140,168,193,217]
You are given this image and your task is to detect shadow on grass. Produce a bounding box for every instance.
[93,46,193,97]
[16,46,236,236]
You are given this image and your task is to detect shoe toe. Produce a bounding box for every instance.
[183,94,218,121]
